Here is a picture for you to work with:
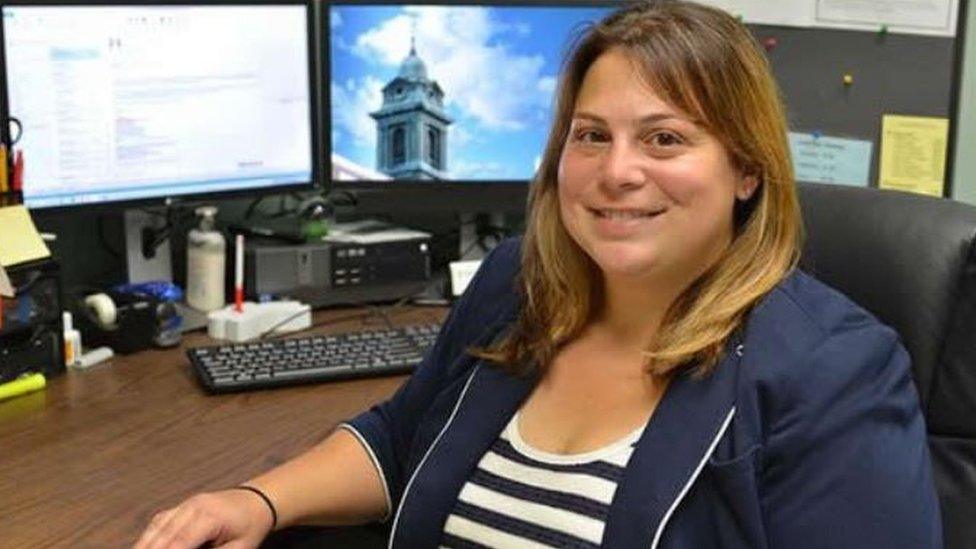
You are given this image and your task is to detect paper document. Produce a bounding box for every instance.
[701,1,814,27]
[815,0,959,37]
[878,115,949,197]
[323,219,431,245]
[449,260,482,297]
[789,132,872,187]
[0,205,51,267]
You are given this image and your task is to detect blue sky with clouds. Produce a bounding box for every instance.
[329,5,612,181]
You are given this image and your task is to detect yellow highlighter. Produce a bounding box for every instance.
[0,372,46,402]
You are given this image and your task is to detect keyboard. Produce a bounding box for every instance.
[188,323,441,393]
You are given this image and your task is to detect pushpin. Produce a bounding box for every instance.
[763,37,778,52]
[812,130,822,140]
[879,24,888,37]
[843,73,854,86]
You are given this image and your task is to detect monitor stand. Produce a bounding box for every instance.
[124,209,173,283]
[123,208,209,332]
[458,212,507,260]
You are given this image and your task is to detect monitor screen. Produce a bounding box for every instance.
[327,3,612,188]
[1,2,316,210]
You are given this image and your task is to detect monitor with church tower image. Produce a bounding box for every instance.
[325,2,614,206]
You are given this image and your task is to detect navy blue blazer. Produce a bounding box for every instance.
[344,238,942,548]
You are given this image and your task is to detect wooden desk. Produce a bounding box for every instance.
[0,306,446,547]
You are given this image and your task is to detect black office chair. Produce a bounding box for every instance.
[798,182,976,549]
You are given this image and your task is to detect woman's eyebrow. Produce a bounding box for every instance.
[572,111,692,126]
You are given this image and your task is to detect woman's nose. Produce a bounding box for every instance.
[601,141,646,192]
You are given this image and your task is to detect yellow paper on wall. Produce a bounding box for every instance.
[0,205,51,267]
[878,115,949,197]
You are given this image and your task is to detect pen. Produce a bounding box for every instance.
[234,233,244,313]
[12,149,23,192]
[0,144,8,193]
[0,372,46,402]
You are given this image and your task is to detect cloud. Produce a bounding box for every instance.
[451,126,475,148]
[330,10,342,29]
[448,159,510,180]
[330,76,384,153]
[537,76,556,95]
[350,6,555,132]
[333,35,353,54]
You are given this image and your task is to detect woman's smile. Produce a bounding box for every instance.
[587,206,668,237]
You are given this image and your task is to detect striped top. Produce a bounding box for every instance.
[440,413,647,548]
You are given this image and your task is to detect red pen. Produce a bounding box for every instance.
[12,149,24,191]
[234,233,244,313]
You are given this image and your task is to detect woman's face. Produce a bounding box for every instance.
[557,48,756,286]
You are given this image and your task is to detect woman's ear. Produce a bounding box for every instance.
[736,173,759,201]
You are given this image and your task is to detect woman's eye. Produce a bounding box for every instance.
[573,128,608,144]
[647,132,683,147]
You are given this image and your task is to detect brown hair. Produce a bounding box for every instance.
[477,0,802,377]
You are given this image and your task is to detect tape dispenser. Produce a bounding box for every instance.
[79,289,180,353]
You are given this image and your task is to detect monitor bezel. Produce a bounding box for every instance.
[0,0,321,213]
[322,0,618,215]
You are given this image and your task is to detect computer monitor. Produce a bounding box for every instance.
[324,1,614,214]
[0,0,318,211]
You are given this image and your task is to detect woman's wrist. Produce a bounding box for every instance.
[230,485,278,532]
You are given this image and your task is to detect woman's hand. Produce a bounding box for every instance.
[133,488,275,549]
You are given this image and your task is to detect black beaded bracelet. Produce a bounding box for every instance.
[233,485,278,530]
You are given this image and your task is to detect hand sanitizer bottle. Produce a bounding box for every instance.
[186,206,226,312]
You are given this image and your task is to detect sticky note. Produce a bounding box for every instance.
[788,132,873,187]
[879,115,949,196]
[0,264,12,297]
[0,205,51,267]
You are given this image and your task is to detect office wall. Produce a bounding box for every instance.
[952,1,976,205]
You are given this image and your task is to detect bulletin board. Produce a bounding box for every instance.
[715,0,969,196]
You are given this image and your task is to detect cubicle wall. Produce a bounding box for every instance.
[756,25,958,189]
[952,0,976,205]
[727,0,968,197]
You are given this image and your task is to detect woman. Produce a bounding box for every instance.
[135,2,942,547]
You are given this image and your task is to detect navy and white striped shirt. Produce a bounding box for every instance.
[441,413,647,548]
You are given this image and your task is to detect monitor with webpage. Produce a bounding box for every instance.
[0,0,317,211]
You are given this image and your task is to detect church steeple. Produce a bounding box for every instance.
[397,26,428,82]
[370,34,452,180]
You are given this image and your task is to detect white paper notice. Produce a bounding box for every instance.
[815,0,959,37]
[701,0,814,27]
[789,132,873,187]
